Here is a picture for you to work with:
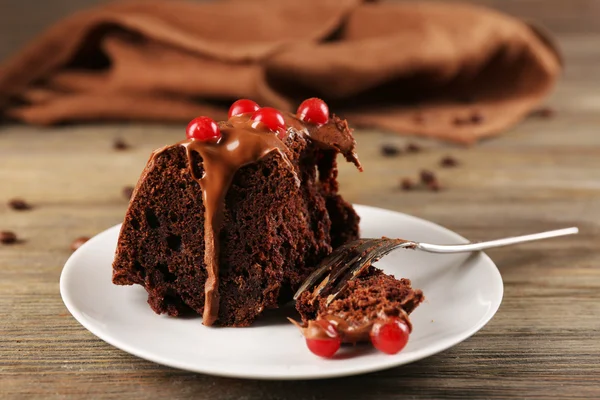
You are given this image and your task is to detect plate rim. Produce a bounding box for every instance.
[60,204,504,380]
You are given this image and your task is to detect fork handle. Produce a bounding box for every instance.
[416,227,579,254]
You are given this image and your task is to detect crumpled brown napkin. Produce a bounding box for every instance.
[0,0,561,144]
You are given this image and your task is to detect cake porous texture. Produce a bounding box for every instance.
[112,110,362,327]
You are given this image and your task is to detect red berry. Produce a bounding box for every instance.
[369,317,410,355]
[186,116,221,141]
[228,99,260,118]
[305,319,341,358]
[297,98,329,125]
[250,107,286,134]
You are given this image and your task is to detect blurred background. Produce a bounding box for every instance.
[2,0,599,62]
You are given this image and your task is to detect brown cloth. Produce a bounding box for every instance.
[0,0,561,144]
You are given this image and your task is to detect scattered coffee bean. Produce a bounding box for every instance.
[381,144,401,157]
[427,180,442,192]
[406,142,421,153]
[440,156,459,168]
[71,236,90,251]
[531,107,556,119]
[113,138,130,150]
[0,231,17,244]
[123,185,135,200]
[400,178,415,191]
[8,198,32,211]
[470,111,484,124]
[420,169,436,184]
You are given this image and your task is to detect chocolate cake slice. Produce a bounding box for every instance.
[112,100,362,327]
[296,267,424,344]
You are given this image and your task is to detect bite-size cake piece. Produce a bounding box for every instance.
[294,266,424,357]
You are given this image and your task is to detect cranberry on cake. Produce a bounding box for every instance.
[112,98,362,327]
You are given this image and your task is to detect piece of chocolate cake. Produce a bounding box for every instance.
[112,100,362,327]
[296,267,424,344]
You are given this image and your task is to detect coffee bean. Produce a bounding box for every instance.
[406,143,422,153]
[440,156,459,168]
[113,138,130,150]
[400,178,414,191]
[0,231,17,244]
[381,144,401,157]
[8,198,31,211]
[420,170,436,184]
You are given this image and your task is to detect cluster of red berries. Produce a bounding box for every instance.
[185,98,330,142]
[305,316,410,358]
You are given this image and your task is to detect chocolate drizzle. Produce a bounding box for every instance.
[151,112,361,326]
[323,310,412,344]
[181,115,298,326]
[291,311,412,344]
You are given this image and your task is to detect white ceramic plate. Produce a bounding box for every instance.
[60,204,503,380]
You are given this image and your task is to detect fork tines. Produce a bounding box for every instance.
[323,238,414,306]
[293,237,415,304]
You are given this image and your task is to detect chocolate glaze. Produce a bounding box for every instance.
[288,318,340,342]
[150,112,361,326]
[293,310,412,344]
[324,309,412,344]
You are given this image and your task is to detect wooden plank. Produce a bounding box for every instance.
[1,1,599,399]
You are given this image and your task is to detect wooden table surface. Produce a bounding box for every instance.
[1,1,599,399]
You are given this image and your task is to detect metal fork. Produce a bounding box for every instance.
[294,227,579,306]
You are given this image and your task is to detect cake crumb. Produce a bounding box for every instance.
[8,198,32,211]
[0,231,18,244]
[71,236,90,251]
